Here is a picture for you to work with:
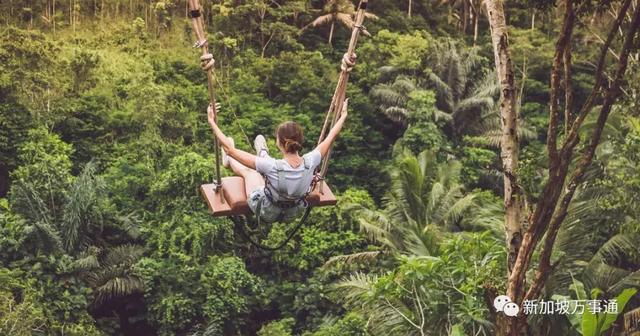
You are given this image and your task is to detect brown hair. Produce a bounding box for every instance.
[276,121,304,153]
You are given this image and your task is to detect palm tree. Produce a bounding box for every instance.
[371,74,454,128]
[74,244,146,330]
[327,150,501,335]
[75,244,146,306]
[9,161,105,253]
[370,76,417,124]
[304,0,377,45]
[425,42,495,138]
[425,41,537,144]
[354,149,480,256]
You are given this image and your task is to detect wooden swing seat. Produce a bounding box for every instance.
[200,176,337,217]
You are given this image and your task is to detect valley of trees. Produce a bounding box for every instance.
[1,0,639,335]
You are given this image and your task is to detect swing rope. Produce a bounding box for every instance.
[317,0,370,191]
[188,0,223,201]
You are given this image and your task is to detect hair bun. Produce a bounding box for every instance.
[284,139,302,152]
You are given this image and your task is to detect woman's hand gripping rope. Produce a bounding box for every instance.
[207,102,222,127]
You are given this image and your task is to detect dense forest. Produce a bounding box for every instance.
[1,0,639,335]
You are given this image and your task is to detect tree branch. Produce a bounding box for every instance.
[548,0,575,164]
[561,0,633,153]
[507,0,636,305]
[524,2,640,303]
[563,38,574,134]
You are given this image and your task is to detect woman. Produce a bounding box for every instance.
[206,90,350,224]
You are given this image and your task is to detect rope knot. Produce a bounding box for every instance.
[340,53,357,72]
[200,53,215,71]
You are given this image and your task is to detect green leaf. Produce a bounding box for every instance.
[599,288,637,333]
[449,323,467,336]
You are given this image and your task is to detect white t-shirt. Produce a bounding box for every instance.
[255,149,322,198]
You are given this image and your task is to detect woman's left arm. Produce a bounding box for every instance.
[207,104,258,170]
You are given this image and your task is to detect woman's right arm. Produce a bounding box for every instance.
[316,98,349,159]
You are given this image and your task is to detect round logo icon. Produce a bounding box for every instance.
[494,295,512,312]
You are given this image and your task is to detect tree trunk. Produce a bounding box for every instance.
[472,1,479,45]
[463,0,469,34]
[328,20,335,45]
[484,0,522,278]
[52,0,56,37]
[484,1,523,333]
[408,0,412,18]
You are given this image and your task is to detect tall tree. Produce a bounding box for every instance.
[484,0,523,288]
[484,0,640,334]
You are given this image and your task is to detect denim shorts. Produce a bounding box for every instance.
[248,188,306,223]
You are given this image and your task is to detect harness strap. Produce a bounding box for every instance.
[269,156,312,203]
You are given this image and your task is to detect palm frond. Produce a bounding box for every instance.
[62,161,104,252]
[305,13,333,28]
[391,77,417,95]
[93,275,145,305]
[445,194,477,226]
[371,85,408,107]
[383,106,410,123]
[425,71,454,113]
[453,96,495,121]
[324,251,384,268]
[73,250,101,271]
[334,271,378,305]
[32,219,63,253]
[335,12,354,28]
[103,244,146,267]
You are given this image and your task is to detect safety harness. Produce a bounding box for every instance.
[261,156,314,224]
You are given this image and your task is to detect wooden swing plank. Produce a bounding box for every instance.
[200,176,250,217]
[201,178,337,217]
[307,181,338,207]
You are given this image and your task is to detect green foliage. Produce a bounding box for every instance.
[334,232,504,335]
[0,201,31,261]
[258,317,295,336]
[0,268,46,335]
[305,313,368,336]
[136,256,263,335]
[353,149,490,256]
[553,279,637,336]
[357,29,433,85]
[460,145,497,186]
[150,151,213,203]
[2,258,102,335]
[272,226,363,271]
[200,256,264,323]
[10,128,74,223]
[0,27,62,121]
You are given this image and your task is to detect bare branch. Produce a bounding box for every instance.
[548,0,575,164]
[564,40,574,134]
[562,0,634,153]
[524,2,640,303]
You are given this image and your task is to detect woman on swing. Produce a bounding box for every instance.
[207,54,355,224]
